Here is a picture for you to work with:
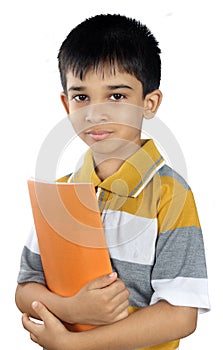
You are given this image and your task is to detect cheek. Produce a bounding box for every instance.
[68,108,87,134]
[116,104,143,131]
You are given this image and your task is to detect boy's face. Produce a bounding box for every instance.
[61,66,161,159]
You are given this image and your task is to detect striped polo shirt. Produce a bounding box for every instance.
[17,139,210,350]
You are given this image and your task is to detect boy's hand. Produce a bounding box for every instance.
[64,272,130,325]
[22,301,71,350]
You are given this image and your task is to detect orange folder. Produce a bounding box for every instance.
[27,179,112,332]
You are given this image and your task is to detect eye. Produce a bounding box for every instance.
[110,93,125,101]
[73,94,89,102]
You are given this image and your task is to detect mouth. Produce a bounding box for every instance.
[86,129,113,141]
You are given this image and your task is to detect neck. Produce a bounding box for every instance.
[95,158,124,180]
[93,142,141,180]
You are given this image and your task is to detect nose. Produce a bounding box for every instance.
[85,104,109,123]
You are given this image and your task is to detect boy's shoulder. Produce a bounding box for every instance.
[157,164,190,191]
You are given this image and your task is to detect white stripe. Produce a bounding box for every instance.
[96,187,101,199]
[67,173,74,183]
[103,210,157,265]
[151,277,211,313]
[132,160,166,197]
[25,226,40,254]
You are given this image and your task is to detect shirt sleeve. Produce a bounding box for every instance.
[17,226,46,285]
[150,174,210,313]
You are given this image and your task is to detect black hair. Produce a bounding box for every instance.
[58,14,161,97]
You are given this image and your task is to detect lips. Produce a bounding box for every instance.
[86,129,112,141]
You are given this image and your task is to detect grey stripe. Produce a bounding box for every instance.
[129,156,164,196]
[17,246,46,285]
[158,165,190,190]
[152,226,207,280]
[98,188,106,211]
[111,258,154,308]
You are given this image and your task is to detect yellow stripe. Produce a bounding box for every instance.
[158,179,201,233]
[56,174,70,183]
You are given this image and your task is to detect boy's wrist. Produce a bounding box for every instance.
[61,295,77,324]
[42,292,77,324]
[59,294,83,324]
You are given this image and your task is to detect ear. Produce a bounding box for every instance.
[60,92,70,114]
[143,89,162,119]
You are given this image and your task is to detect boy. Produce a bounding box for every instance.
[16,14,210,349]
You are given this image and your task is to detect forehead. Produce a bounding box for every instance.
[66,66,142,90]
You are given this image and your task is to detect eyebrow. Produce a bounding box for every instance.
[68,86,85,92]
[68,84,133,92]
[107,84,133,90]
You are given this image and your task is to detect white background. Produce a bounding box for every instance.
[1,0,222,348]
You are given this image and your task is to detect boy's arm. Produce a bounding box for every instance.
[16,229,129,325]
[16,272,129,325]
[22,300,197,350]
[16,282,61,321]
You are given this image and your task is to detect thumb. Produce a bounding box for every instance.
[31,301,53,322]
[87,272,117,290]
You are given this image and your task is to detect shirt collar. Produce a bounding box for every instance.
[69,139,165,198]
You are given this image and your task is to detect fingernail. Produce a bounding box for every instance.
[32,301,38,309]
[108,272,116,278]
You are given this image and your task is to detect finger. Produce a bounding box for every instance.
[22,313,40,334]
[108,279,129,296]
[109,291,130,315]
[30,332,38,344]
[112,300,130,321]
[87,272,117,290]
[31,301,54,323]
[111,285,130,303]
[114,306,129,322]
